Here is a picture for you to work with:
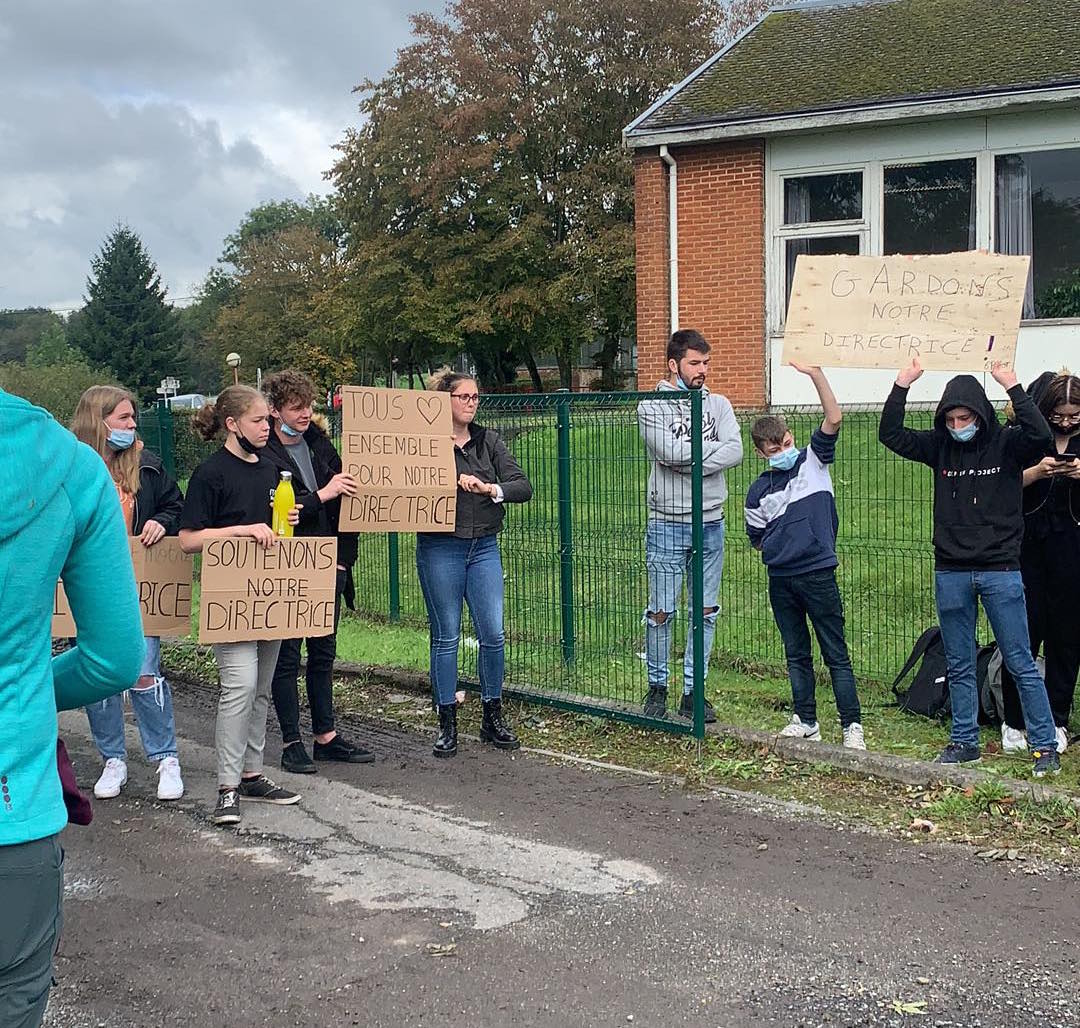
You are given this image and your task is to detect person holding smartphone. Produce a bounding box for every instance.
[1000,372,1080,755]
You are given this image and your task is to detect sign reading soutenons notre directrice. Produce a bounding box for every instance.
[53,538,193,638]
[337,386,457,533]
[781,252,1032,371]
[198,537,338,644]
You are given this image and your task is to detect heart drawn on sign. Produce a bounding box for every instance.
[416,395,443,426]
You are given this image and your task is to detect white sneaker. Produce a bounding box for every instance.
[156,757,184,801]
[778,714,821,741]
[1056,727,1069,755]
[1001,724,1028,753]
[94,758,128,799]
[842,722,867,750]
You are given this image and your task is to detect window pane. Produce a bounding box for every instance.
[783,172,862,224]
[785,235,861,309]
[995,149,1080,319]
[883,159,975,255]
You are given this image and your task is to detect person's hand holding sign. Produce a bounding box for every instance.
[318,472,357,502]
[140,518,167,547]
[246,523,278,548]
[990,361,1019,390]
[895,358,924,388]
[458,474,497,498]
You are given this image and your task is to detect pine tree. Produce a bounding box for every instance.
[73,227,182,399]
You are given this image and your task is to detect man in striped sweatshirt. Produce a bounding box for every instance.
[744,364,865,750]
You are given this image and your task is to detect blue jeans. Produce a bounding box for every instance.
[85,636,178,763]
[934,570,1056,750]
[416,534,505,707]
[644,519,725,694]
[768,567,861,727]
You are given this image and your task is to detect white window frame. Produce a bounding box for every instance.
[766,147,1048,332]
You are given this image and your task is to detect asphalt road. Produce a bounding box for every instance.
[47,684,1080,1028]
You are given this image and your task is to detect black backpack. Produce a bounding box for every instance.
[892,626,1001,724]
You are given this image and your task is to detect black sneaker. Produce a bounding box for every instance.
[212,789,241,825]
[934,742,981,765]
[1032,748,1062,778]
[643,687,668,719]
[313,734,375,764]
[281,741,317,775]
[238,775,301,805]
[677,691,717,724]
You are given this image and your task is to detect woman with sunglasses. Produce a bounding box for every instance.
[417,369,532,758]
[1000,372,1080,755]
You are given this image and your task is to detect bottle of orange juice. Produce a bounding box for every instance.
[272,471,295,538]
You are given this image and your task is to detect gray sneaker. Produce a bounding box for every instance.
[238,775,301,805]
[1032,748,1061,778]
[212,789,241,826]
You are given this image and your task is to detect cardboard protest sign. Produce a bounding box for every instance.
[198,536,338,644]
[338,386,458,533]
[52,538,193,638]
[781,252,1031,371]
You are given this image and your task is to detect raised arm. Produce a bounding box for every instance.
[792,363,842,435]
[878,359,938,467]
[993,363,1053,464]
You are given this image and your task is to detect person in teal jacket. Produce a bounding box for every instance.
[0,389,144,1028]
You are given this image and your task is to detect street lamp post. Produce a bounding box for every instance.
[225,352,242,385]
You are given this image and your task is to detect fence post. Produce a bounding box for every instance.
[556,395,575,664]
[690,389,706,745]
[387,533,401,622]
[157,399,176,479]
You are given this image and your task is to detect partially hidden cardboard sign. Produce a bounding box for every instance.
[53,537,193,639]
[781,252,1031,371]
[198,536,338,644]
[337,386,457,533]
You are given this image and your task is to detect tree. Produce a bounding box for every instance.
[332,0,726,390]
[176,268,237,394]
[0,308,64,364]
[26,320,80,367]
[71,227,182,400]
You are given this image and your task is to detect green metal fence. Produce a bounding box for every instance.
[141,393,946,729]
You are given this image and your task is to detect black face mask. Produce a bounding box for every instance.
[234,431,260,455]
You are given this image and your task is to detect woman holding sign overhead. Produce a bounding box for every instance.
[179,385,300,827]
[418,369,532,758]
[70,385,186,802]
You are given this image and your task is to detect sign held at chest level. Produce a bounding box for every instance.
[53,537,193,638]
[198,536,338,644]
[781,252,1031,372]
[338,387,457,534]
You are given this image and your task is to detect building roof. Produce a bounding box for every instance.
[626,0,1080,142]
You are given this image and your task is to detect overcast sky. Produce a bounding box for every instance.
[0,1,443,312]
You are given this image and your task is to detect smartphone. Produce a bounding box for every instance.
[1054,453,1078,462]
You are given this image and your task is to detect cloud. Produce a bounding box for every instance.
[0,0,443,309]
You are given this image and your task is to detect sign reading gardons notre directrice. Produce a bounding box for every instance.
[782,252,1032,372]
[337,386,458,533]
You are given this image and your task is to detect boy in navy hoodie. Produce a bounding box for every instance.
[879,359,1060,777]
[745,364,865,749]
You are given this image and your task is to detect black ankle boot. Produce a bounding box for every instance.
[433,704,458,758]
[480,698,520,750]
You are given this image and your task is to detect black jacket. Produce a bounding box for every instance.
[432,424,532,540]
[263,421,358,568]
[1019,372,1080,540]
[133,450,184,536]
[879,375,1052,570]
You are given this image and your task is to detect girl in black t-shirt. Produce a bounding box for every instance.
[179,385,301,827]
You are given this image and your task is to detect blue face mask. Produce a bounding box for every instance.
[768,447,799,471]
[948,423,978,443]
[279,420,302,438]
[106,428,136,451]
[674,373,690,391]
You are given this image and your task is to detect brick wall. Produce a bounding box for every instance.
[633,141,767,408]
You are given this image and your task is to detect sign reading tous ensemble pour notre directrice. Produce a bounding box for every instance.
[782,251,1032,371]
[337,386,458,533]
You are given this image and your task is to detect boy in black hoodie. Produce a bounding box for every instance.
[879,359,1060,777]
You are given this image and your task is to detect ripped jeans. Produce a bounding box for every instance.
[85,636,179,763]
[643,518,725,694]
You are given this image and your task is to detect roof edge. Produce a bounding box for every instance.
[624,84,1080,149]
[622,11,772,142]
